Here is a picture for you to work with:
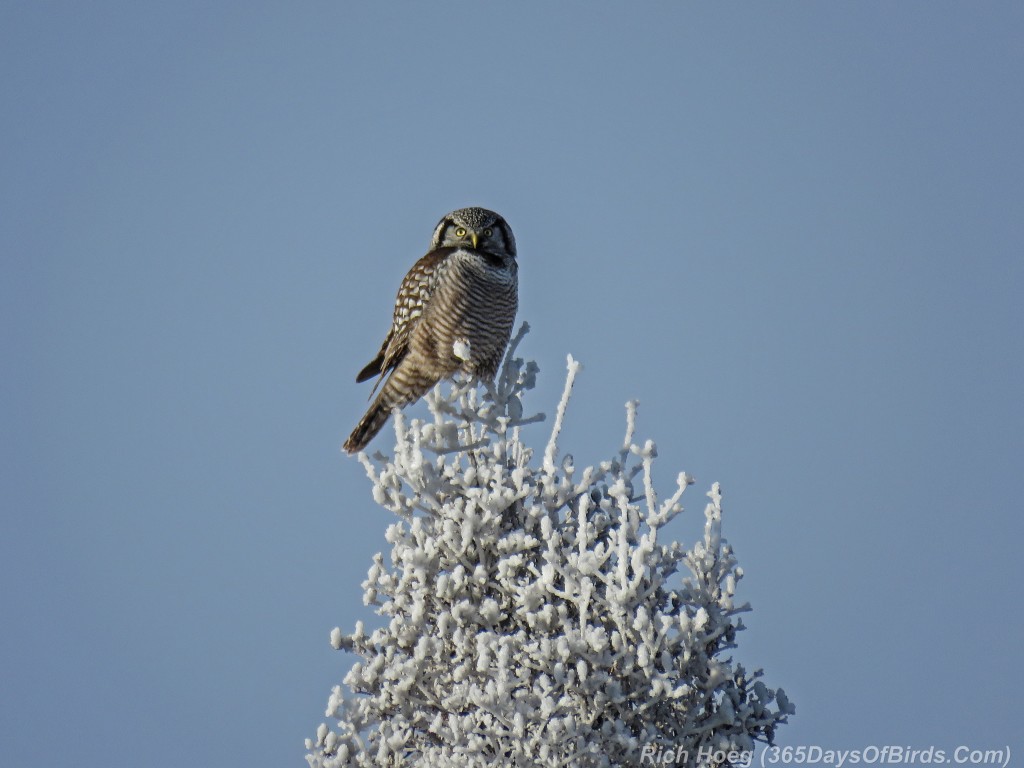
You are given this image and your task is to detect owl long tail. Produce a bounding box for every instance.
[342,367,437,454]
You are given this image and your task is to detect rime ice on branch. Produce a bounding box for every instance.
[308,324,792,767]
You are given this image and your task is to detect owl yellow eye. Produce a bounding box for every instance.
[483,228,492,237]
[455,227,467,238]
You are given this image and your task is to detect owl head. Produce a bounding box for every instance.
[430,207,516,261]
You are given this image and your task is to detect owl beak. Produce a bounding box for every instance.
[470,233,479,249]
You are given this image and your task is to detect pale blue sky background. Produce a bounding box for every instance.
[3,2,1022,766]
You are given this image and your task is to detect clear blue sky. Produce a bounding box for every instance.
[3,2,1022,765]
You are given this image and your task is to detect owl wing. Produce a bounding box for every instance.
[353,248,453,391]
[354,335,390,383]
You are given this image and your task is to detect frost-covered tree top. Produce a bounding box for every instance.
[309,325,792,767]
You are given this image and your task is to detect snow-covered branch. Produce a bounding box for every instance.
[309,325,792,767]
